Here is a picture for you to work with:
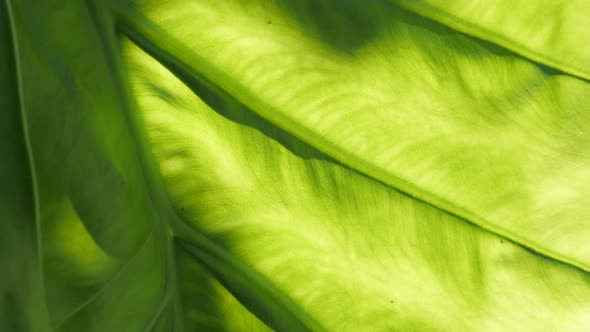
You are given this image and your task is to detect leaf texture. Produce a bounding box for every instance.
[2,0,590,331]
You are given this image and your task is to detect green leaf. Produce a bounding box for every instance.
[3,0,590,330]
[0,3,51,331]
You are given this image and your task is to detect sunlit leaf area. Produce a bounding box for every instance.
[2,0,590,331]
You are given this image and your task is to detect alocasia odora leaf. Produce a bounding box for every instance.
[2,0,590,331]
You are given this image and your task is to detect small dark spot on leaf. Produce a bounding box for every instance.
[500,239,504,244]
[267,21,271,24]
[390,300,394,304]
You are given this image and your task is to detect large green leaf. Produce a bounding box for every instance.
[2,0,590,330]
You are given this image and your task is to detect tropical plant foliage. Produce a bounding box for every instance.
[2,0,590,331]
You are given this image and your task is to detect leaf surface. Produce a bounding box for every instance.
[3,0,590,330]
